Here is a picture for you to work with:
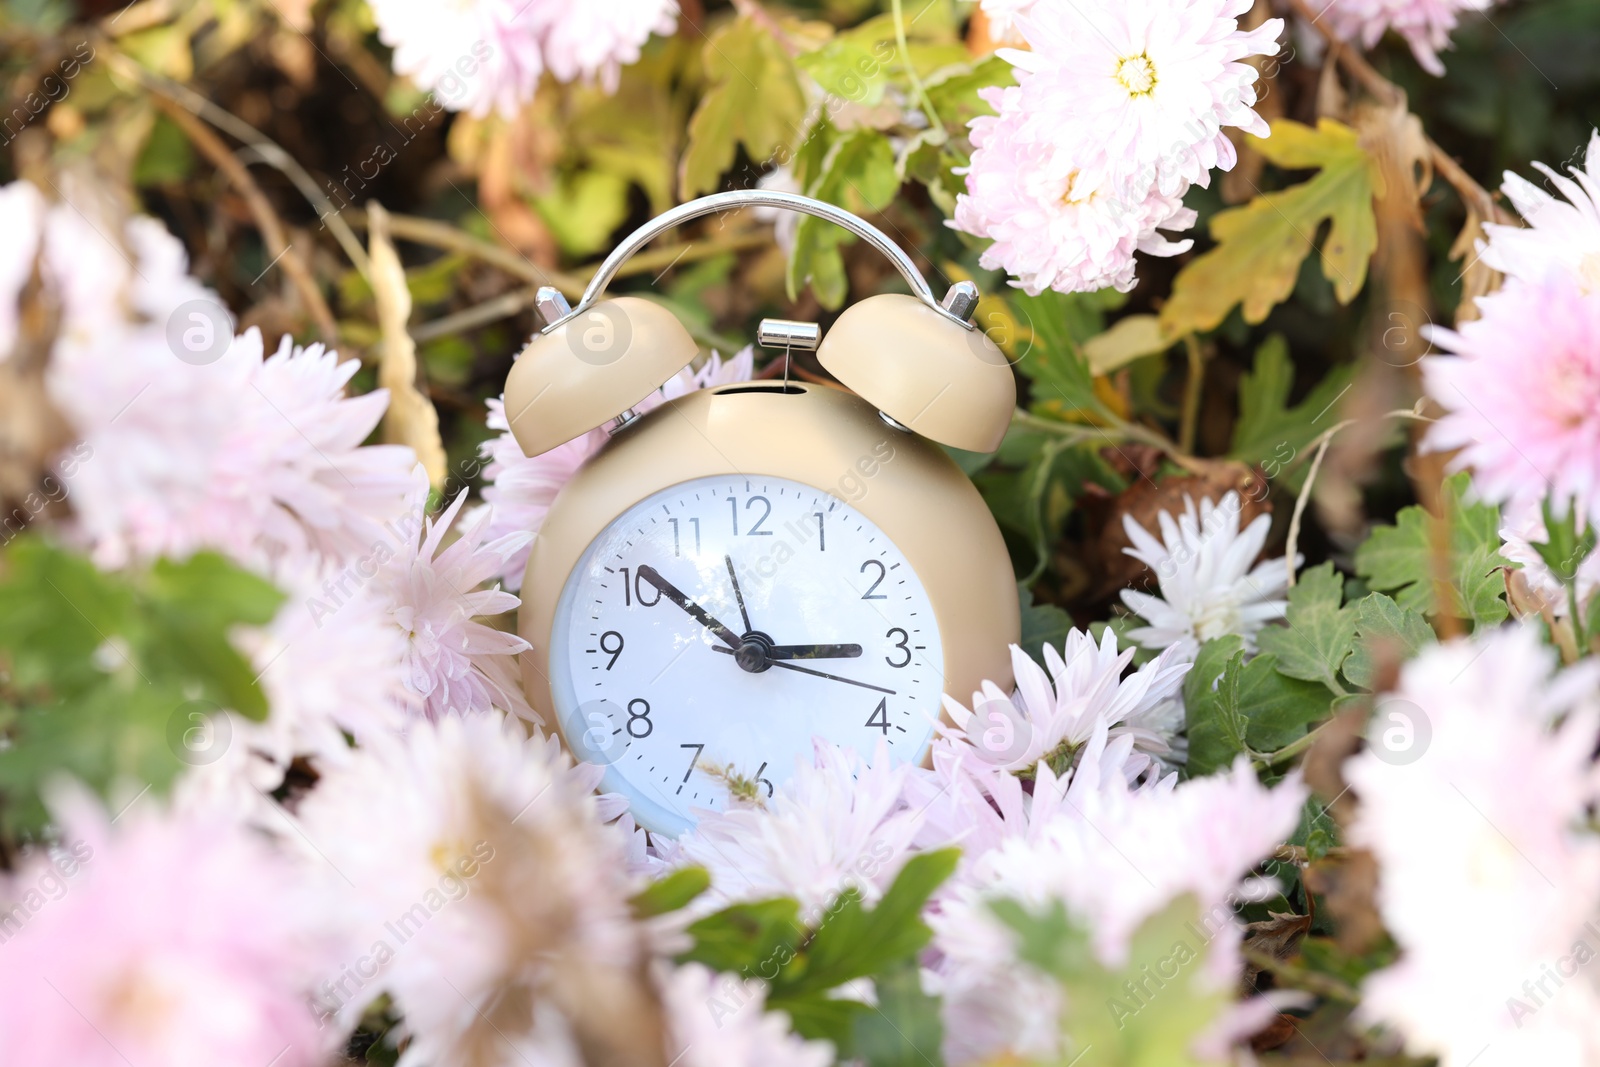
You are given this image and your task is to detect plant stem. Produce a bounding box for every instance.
[1241,946,1362,1004]
[891,0,946,141]
[1283,0,1511,226]
[151,96,339,343]
[1256,719,1337,770]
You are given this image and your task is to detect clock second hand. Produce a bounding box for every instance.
[710,646,895,695]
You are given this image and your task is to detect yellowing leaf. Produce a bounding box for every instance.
[1083,314,1173,375]
[368,203,446,489]
[679,17,806,199]
[1161,119,1381,337]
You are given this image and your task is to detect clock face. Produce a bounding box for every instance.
[548,473,945,835]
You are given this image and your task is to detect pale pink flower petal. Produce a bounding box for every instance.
[1422,275,1600,528]
[1309,0,1501,76]
[1345,626,1600,1065]
[1480,129,1600,293]
[0,787,341,1067]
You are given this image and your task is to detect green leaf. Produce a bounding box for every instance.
[1011,288,1126,418]
[1355,473,1511,627]
[777,849,959,997]
[921,54,1013,132]
[533,170,631,256]
[1340,592,1435,690]
[1256,562,1357,694]
[1162,119,1381,336]
[993,895,1232,1067]
[788,129,900,308]
[0,541,285,837]
[679,16,806,198]
[794,16,900,107]
[850,960,946,1067]
[1227,335,1355,489]
[1019,585,1075,669]
[1184,637,1332,775]
[679,898,803,975]
[630,867,711,919]
[1186,644,1252,772]
[1534,495,1598,582]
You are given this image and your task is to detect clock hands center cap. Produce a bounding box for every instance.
[731,630,777,674]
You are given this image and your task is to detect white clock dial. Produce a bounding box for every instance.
[548,474,944,836]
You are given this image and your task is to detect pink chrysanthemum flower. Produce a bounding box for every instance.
[1345,627,1600,1066]
[1007,0,1284,196]
[0,787,340,1067]
[930,758,1305,1064]
[951,86,1197,294]
[477,346,754,590]
[937,631,1189,777]
[368,0,677,118]
[53,326,417,571]
[1310,0,1499,77]
[1119,490,1298,660]
[1423,275,1600,527]
[380,475,534,721]
[1480,129,1600,292]
[540,0,681,90]
[663,740,921,918]
[295,712,650,1063]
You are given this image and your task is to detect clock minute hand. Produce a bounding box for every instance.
[634,565,742,649]
[765,643,864,660]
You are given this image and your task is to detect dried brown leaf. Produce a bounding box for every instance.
[369,202,447,489]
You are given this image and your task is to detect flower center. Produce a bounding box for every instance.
[1115,53,1158,96]
[1058,170,1097,207]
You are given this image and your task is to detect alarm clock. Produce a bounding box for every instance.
[502,190,1019,836]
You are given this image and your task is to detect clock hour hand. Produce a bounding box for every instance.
[765,643,863,660]
[634,565,741,649]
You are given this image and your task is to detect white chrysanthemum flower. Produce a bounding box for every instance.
[657,962,833,1067]
[380,476,534,721]
[932,758,1305,1064]
[0,180,43,361]
[295,711,655,1064]
[1119,491,1297,660]
[909,719,1176,873]
[477,347,754,590]
[368,0,677,118]
[1007,0,1284,196]
[664,740,921,918]
[1310,0,1500,77]
[952,85,1197,295]
[1345,626,1600,1067]
[1480,129,1600,293]
[937,632,1189,776]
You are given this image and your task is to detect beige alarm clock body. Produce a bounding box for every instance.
[503,192,1019,836]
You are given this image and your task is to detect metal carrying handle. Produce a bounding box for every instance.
[539,190,978,331]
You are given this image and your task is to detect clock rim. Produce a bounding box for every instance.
[517,382,1020,810]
